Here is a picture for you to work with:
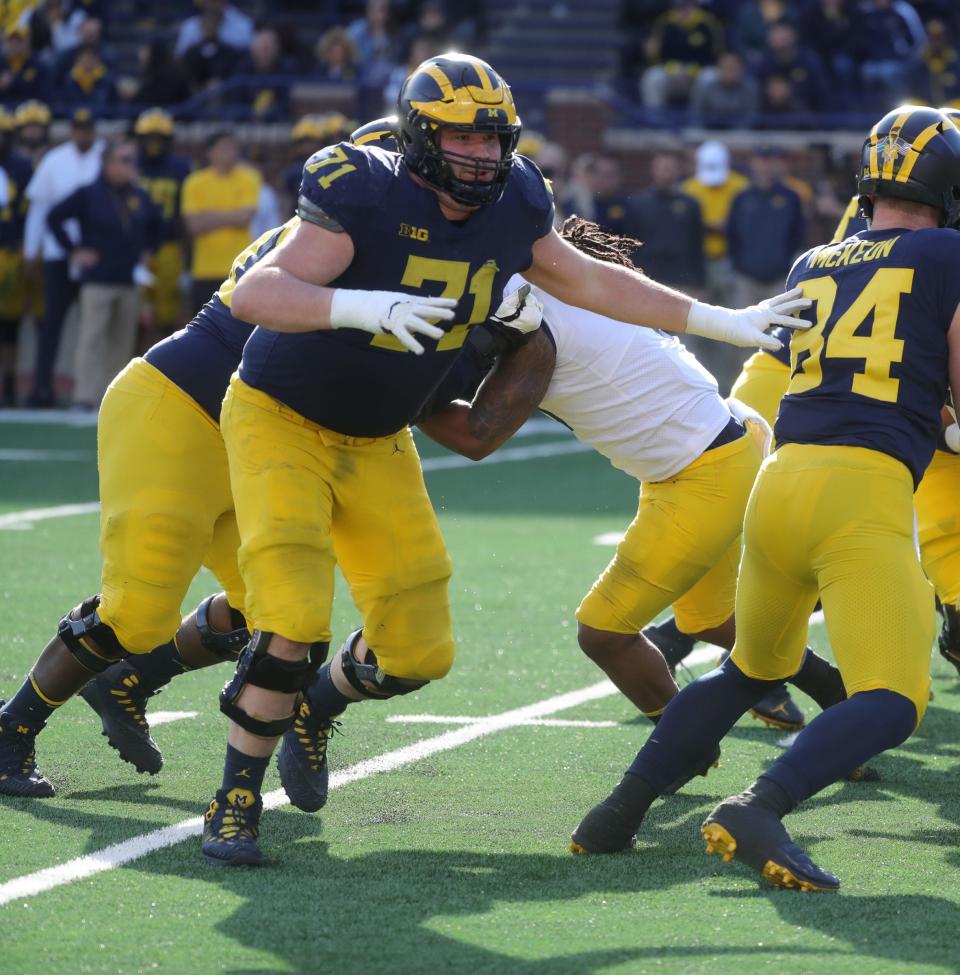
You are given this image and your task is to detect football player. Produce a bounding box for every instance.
[0,221,310,796]
[416,215,845,761]
[570,106,960,892]
[198,52,810,867]
[133,108,192,344]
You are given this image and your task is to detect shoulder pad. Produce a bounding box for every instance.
[298,142,393,231]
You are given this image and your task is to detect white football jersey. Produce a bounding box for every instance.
[512,276,732,483]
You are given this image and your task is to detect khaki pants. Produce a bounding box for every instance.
[74,283,140,407]
[735,272,780,309]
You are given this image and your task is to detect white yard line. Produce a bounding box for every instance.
[592,531,625,546]
[149,711,198,728]
[0,449,90,461]
[386,715,619,728]
[0,678,620,906]
[0,441,590,531]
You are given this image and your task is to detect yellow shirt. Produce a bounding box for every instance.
[682,172,749,259]
[181,164,262,279]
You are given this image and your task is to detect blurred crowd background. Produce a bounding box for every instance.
[0,0,957,408]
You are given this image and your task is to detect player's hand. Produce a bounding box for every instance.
[489,283,543,336]
[686,287,813,352]
[945,423,960,454]
[329,288,458,354]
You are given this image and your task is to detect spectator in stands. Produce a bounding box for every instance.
[130,40,192,108]
[61,43,114,106]
[855,0,926,108]
[13,98,50,164]
[0,24,50,106]
[54,15,107,83]
[681,140,748,304]
[729,0,794,65]
[23,107,103,407]
[175,0,253,59]
[0,106,32,404]
[134,108,191,346]
[754,20,827,113]
[690,51,759,128]
[912,19,960,106]
[383,34,445,111]
[313,26,360,83]
[347,0,399,90]
[23,0,86,63]
[759,71,809,123]
[640,0,724,109]
[799,0,859,92]
[47,136,158,410]
[520,134,569,226]
[233,26,294,121]
[561,152,629,235]
[398,0,454,50]
[624,151,705,291]
[180,130,260,315]
[181,5,241,93]
[727,146,805,308]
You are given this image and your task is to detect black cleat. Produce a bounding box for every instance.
[570,774,654,854]
[277,698,338,812]
[661,742,721,795]
[938,601,960,677]
[751,684,805,732]
[79,662,162,775]
[702,792,839,892]
[642,617,697,672]
[201,788,265,866]
[0,705,55,798]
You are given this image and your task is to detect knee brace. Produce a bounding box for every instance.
[58,595,128,673]
[195,594,251,661]
[219,631,329,737]
[338,629,430,700]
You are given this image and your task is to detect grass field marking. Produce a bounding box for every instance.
[0,677,624,907]
[149,711,198,727]
[0,449,90,461]
[0,501,101,530]
[593,531,625,546]
[386,715,620,728]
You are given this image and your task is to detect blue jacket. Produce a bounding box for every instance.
[47,177,159,285]
[727,182,806,284]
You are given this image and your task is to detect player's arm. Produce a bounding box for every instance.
[230,218,455,352]
[525,226,810,351]
[418,328,556,460]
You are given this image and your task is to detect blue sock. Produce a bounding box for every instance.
[129,640,189,690]
[628,657,778,793]
[307,664,354,719]
[763,689,916,804]
[219,743,270,798]
[1,676,62,732]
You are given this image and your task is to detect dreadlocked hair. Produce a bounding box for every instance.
[559,215,643,271]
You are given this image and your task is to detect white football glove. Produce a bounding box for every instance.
[489,283,544,336]
[686,286,813,352]
[329,288,457,355]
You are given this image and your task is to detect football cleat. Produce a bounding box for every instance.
[276,697,339,812]
[570,774,653,854]
[79,662,162,774]
[201,788,264,866]
[641,617,697,672]
[750,684,805,731]
[937,601,960,676]
[0,705,55,798]
[702,793,839,892]
[661,742,721,795]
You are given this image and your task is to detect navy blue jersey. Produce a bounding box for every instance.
[239,143,554,437]
[138,154,191,244]
[775,228,960,486]
[144,221,299,420]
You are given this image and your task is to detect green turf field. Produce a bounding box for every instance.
[2,416,960,975]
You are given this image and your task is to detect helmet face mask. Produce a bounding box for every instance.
[857,105,960,228]
[396,53,521,207]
